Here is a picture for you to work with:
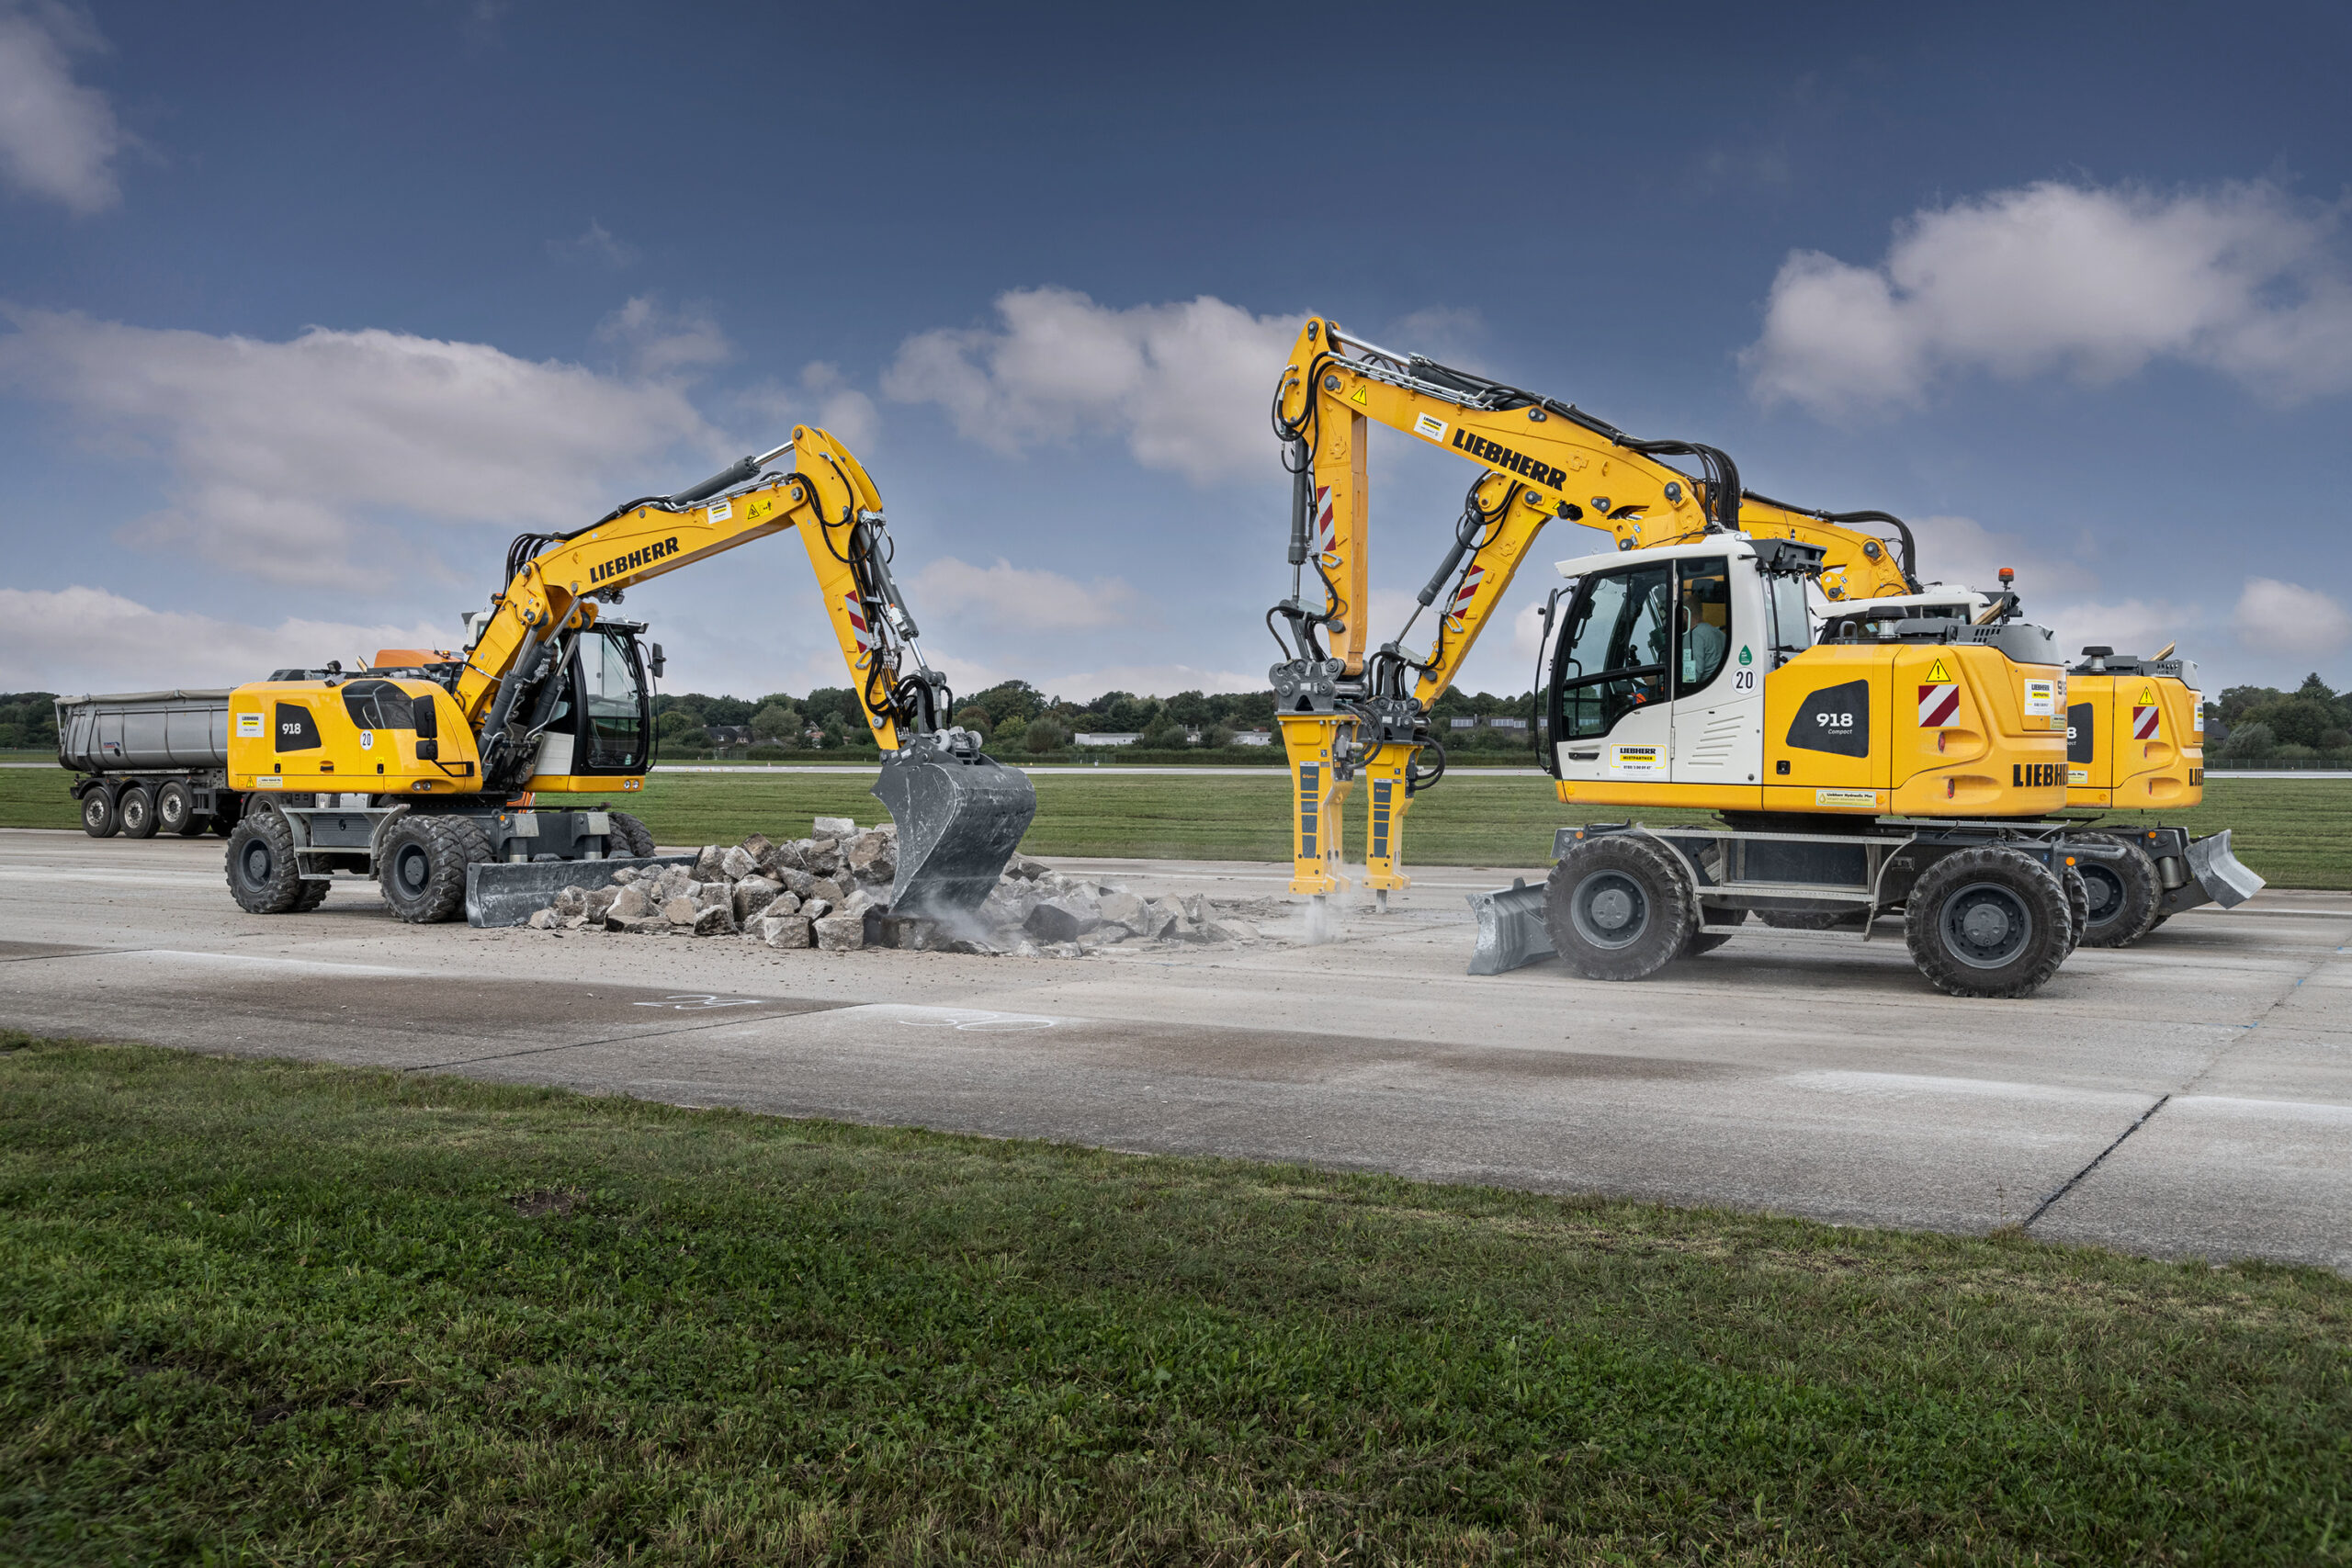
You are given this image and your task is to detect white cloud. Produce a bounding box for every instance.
[2232,577,2352,660]
[1745,181,2352,418]
[0,585,457,692]
[0,308,715,585]
[2038,598,2196,663]
[883,287,1295,484]
[1906,513,2091,597]
[594,295,733,377]
[910,556,1136,634]
[548,220,638,269]
[0,1,125,215]
[737,361,880,451]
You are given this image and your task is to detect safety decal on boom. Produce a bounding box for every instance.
[1449,563,1485,617]
[1314,485,1338,562]
[843,592,875,652]
[1412,412,1447,442]
[1917,682,1960,728]
[2132,705,2159,740]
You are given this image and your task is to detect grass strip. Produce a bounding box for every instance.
[4,767,2346,886]
[1,1036,2347,1564]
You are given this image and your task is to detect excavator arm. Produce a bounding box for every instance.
[454,426,1033,919]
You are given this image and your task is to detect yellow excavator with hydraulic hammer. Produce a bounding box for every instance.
[1267,316,2109,998]
[220,427,1035,925]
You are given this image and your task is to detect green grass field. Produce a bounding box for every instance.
[6,765,2347,886]
[3,1036,2346,1565]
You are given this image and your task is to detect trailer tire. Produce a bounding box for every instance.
[378,815,491,924]
[226,809,311,914]
[1544,835,1696,981]
[1683,904,1747,956]
[1905,847,2070,999]
[118,784,159,840]
[81,788,119,839]
[2072,832,2160,948]
[609,810,656,859]
[156,781,202,836]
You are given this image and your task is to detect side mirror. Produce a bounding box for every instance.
[648,643,666,679]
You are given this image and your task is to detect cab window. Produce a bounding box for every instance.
[1552,563,1671,739]
[580,632,647,772]
[1678,556,1732,693]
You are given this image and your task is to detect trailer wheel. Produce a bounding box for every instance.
[118,784,159,840]
[80,788,119,838]
[378,815,492,924]
[1905,848,2071,998]
[226,809,311,914]
[2072,832,2160,948]
[1683,904,1747,957]
[1544,835,1696,981]
[156,781,203,836]
[609,810,656,858]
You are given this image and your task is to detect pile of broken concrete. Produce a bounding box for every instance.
[524,816,1260,958]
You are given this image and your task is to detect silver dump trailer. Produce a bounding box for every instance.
[54,689,253,839]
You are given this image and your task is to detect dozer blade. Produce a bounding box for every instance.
[1466,877,1555,976]
[465,854,694,928]
[871,733,1037,921]
[2187,828,2265,909]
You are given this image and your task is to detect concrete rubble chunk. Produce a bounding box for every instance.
[606,912,668,934]
[809,876,846,905]
[552,886,588,917]
[584,886,621,918]
[610,885,653,920]
[1098,890,1148,933]
[801,897,833,921]
[690,905,733,937]
[1023,896,1102,944]
[775,866,818,898]
[732,876,785,921]
[1183,893,1210,926]
[759,840,805,875]
[661,896,700,926]
[719,845,758,881]
[803,840,842,877]
[739,833,773,860]
[693,845,727,882]
[813,911,866,951]
[812,815,857,839]
[1008,854,1050,881]
[564,913,591,930]
[1143,897,1186,940]
[756,912,813,948]
[526,908,560,930]
[865,911,931,949]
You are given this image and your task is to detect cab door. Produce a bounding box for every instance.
[1547,561,1675,784]
[1666,555,1763,785]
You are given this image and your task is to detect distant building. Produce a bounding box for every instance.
[1449,716,1476,729]
[707,725,752,747]
[1074,732,1140,747]
[1231,728,1274,747]
[1487,716,1529,730]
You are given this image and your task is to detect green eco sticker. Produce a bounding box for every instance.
[1737,645,1753,665]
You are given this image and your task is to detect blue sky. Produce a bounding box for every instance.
[3,0,2349,705]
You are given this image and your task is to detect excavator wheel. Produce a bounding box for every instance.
[1683,904,1747,957]
[2061,864,2089,957]
[1903,847,2071,999]
[226,808,315,915]
[379,815,493,924]
[609,811,656,859]
[1543,834,1696,982]
[2072,832,2161,948]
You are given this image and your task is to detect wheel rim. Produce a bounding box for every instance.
[1570,869,1650,950]
[392,842,432,897]
[2080,863,2124,922]
[160,793,185,828]
[1939,881,2034,969]
[240,839,274,887]
[85,799,107,829]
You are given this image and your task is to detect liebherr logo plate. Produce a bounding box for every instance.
[590,536,680,585]
[1451,428,1567,490]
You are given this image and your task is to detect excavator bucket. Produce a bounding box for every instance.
[2187,828,2264,909]
[1466,877,1555,975]
[871,732,1038,920]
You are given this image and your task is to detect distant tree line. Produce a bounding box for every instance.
[2206,675,2352,762]
[0,694,59,752]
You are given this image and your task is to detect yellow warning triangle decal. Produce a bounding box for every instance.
[1350,386,1368,405]
[2138,684,2155,704]
[1926,659,1951,682]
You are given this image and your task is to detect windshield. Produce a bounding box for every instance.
[582,631,646,771]
[1555,563,1670,739]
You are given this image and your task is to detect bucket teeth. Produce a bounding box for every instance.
[871,733,1037,921]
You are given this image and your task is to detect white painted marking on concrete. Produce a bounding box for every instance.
[99,949,417,976]
[842,1003,1061,1033]
[1785,1070,2143,1106]
[631,994,766,1011]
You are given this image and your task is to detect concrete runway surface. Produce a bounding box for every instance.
[3,827,2346,1271]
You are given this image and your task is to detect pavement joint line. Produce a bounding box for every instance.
[2021,1093,2173,1230]
[401,1001,854,1074]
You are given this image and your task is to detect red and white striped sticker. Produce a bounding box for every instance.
[843,592,874,652]
[1450,563,1485,615]
[1917,682,1960,728]
[2132,705,2159,739]
[1314,485,1337,560]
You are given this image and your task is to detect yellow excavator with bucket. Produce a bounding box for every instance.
[1268,317,2114,998]
[220,427,1035,925]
